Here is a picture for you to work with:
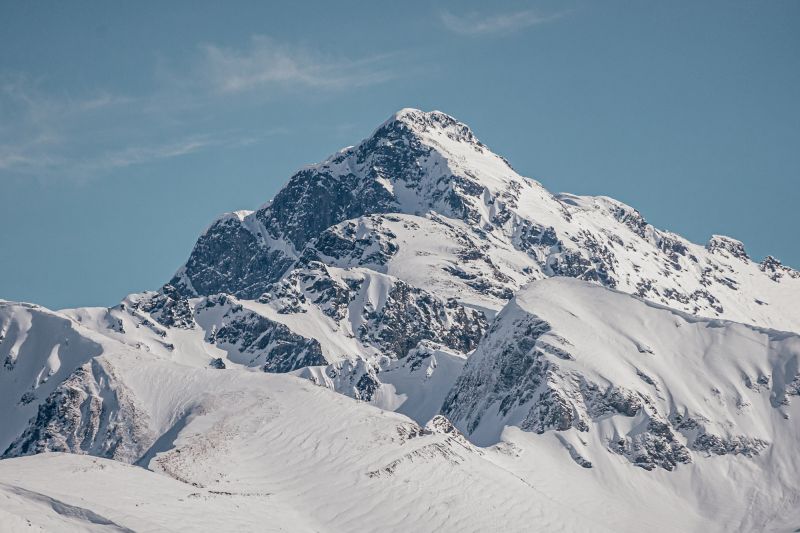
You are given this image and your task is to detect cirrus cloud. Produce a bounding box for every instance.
[440,8,567,35]
[0,35,406,181]
[199,36,398,94]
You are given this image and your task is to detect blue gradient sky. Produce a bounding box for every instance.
[1,1,798,309]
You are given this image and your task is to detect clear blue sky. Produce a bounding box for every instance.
[1,1,798,310]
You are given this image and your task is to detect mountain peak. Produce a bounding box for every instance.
[390,107,426,121]
[388,107,455,127]
[377,108,484,148]
[168,107,800,333]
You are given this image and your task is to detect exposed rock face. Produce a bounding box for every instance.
[425,415,475,451]
[360,281,486,360]
[547,248,616,288]
[706,235,749,261]
[609,203,649,239]
[610,418,692,471]
[309,213,524,308]
[298,358,382,402]
[170,212,296,300]
[672,413,769,457]
[311,216,401,268]
[258,259,487,362]
[760,255,800,282]
[135,285,195,329]
[4,359,152,463]
[199,295,327,373]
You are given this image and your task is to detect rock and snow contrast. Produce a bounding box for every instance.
[1,109,799,532]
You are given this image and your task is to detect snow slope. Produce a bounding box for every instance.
[0,349,604,533]
[444,277,800,530]
[0,453,306,532]
[3,306,799,531]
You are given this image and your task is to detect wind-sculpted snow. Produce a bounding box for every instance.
[0,354,607,532]
[2,319,799,531]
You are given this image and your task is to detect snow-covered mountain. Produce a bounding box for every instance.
[2,109,799,532]
[171,109,800,328]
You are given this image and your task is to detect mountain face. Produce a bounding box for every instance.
[2,109,800,532]
[443,279,799,464]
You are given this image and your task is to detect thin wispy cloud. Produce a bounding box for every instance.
[1,129,272,179]
[0,35,402,181]
[440,8,566,35]
[198,36,397,94]
[1,75,131,127]
[85,136,220,172]
[0,150,43,171]
[84,132,280,173]
[0,72,272,180]
[0,75,114,175]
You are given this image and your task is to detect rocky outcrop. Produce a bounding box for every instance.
[610,418,692,471]
[4,359,152,463]
[198,295,327,372]
[360,281,486,360]
[260,261,487,361]
[706,235,749,261]
[135,285,195,329]
[170,212,295,299]
[760,255,800,282]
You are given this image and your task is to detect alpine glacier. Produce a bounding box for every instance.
[1,109,799,532]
